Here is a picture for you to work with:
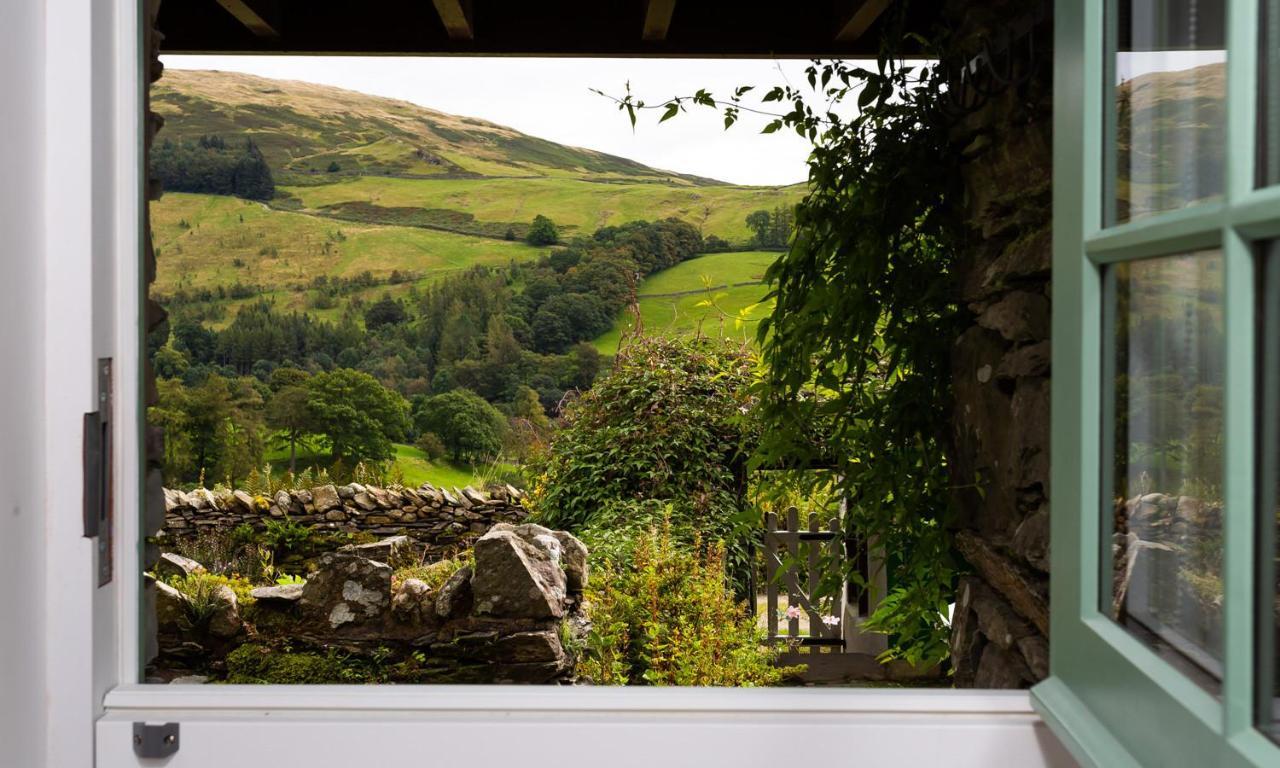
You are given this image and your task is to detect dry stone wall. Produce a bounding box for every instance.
[152,523,589,684]
[944,0,1054,688]
[162,482,530,557]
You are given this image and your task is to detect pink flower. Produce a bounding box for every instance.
[821,615,839,628]
[785,605,803,620]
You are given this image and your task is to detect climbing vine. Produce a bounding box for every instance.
[604,10,966,666]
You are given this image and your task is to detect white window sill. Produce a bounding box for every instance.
[104,683,1038,715]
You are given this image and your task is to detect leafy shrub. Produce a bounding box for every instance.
[578,520,797,687]
[530,336,757,587]
[165,572,255,631]
[415,431,447,461]
[167,526,259,577]
[525,214,559,246]
[261,518,312,557]
[413,388,507,463]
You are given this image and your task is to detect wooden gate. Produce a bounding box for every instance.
[763,507,844,648]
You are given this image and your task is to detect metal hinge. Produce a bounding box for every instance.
[82,358,113,586]
[132,722,179,759]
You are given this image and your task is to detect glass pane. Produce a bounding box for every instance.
[1104,250,1225,685]
[1264,0,1280,186]
[1110,0,1227,223]
[1258,241,1280,742]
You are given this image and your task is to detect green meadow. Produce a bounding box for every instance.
[281,176,802,245]
[592,250,779,354]
[153,193,541,295]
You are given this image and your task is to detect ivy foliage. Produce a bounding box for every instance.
[604,17,965,666]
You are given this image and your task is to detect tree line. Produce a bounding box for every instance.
[149,217,708,485]
[151,134,275,201]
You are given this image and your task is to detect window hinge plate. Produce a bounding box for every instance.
[132,722,179,759]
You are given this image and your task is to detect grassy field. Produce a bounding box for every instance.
[593,251,779,353]
[281,176,803,245]
[153,193,541,296]
[264,440,508,490]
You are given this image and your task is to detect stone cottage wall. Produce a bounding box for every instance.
[162,483,529,559]
[944,0,1054,687]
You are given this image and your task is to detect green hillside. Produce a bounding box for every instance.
[151,69,804,326]
[280,175,798,244]
[593,250,779,354]
[153,69,718,184]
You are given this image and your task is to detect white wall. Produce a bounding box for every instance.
[0,1,47,767]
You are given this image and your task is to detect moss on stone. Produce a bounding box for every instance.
[225,644,349,684]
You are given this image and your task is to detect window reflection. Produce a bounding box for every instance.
[1105,251,1225,684]
[1258,242,1280,742]
[1111,0,1226,223]
[1263,0,1280,186]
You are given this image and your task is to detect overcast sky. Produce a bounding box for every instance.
[163,56,830,186]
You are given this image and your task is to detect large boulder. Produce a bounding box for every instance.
[487,523,589,593]
[300,552,392,631]
[471,527,567,619]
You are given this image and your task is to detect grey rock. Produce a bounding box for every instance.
[168,675,210,685]
[300,552,392,631]
[155,552,205,580]
[435,566,473,619]
[311,484,341,512]
[973,643,1033,688]
[1012,507,1050,572]
[352,491,378,511]
[554,530,589,592]
[206,584,243,639]
[976,290,1050,343]
[391,578,433,624]
[471,528,566,619]
[340,535,414,564]
[996,341,1050,381]
[1017,634,1050,681]
[250,583,304,606]
[189,488,216,510]
[274,490,292,510]
[163,487,186,513]
[153,577,190,632]
[232,489,256,512]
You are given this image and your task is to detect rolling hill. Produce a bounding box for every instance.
[151,69,804,324]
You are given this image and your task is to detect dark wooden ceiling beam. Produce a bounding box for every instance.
[642,0,677,41]
[214,0,279,38]
[835,0,891,42]
[432,0,475,40]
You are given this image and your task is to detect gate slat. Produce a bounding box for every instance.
[785,507,800,638]
[765,512,778,641]
[807,512,822,639]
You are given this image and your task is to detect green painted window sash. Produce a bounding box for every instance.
[1032,0,1280,766]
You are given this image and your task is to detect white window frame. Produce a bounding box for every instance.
[58,1,1074,765]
